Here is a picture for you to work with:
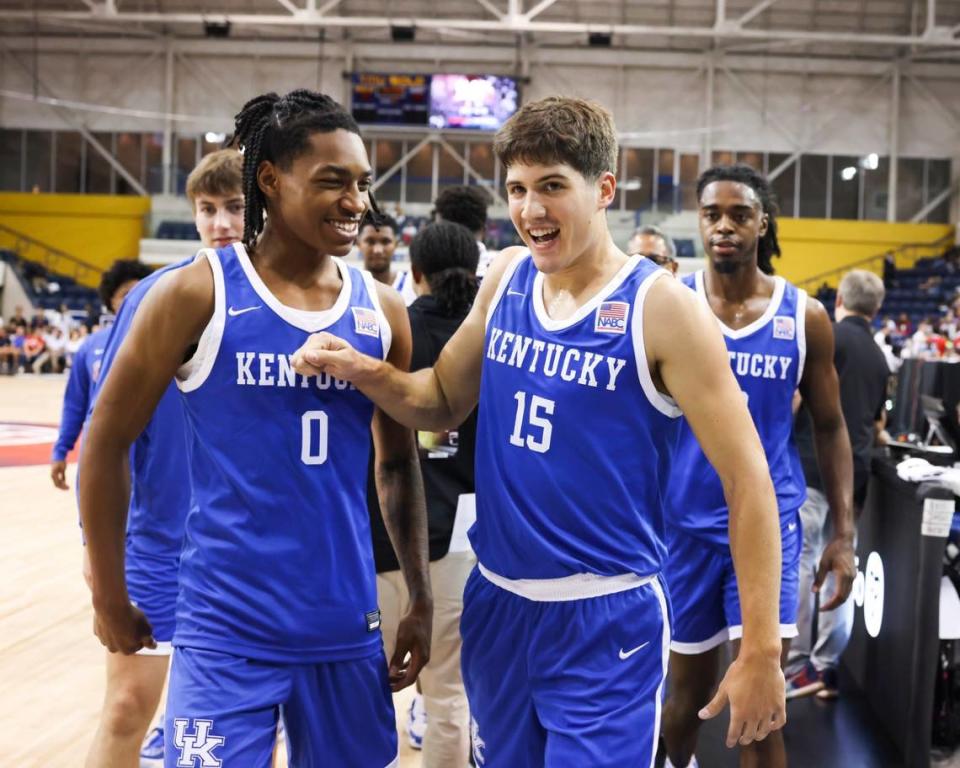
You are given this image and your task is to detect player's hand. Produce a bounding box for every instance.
[291,332,374,384]
[92,599,156,655]
[815,534,856,611]
[51,459,68,490]
[387,598,432,692]
[699,650,786,748]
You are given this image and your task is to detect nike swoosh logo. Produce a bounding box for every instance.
[507,289,525,298]
[788,522,797,531]
[618,642,650,660]
[228,305,262,317]
[94,350,104,356]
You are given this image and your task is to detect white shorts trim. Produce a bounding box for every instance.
[383,754,399,768]
[136,640,173,657]
[670,627,729,655]
[477,562,655,602]
[727,623,798,642]
[648,577,671,768]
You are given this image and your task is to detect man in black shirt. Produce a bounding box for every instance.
[787,269,890,699]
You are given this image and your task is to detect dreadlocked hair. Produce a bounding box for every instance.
[409,222,479,319]
[696,163,782,275]
[230,89,380,249]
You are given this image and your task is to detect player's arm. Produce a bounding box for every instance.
[645,276,785,746]
[50,339,92,490]
[80,259,214,654]
[799,299,856,611]
[292,247,525,430]
[371,285,433,692]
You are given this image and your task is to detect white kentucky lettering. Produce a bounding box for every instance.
[496,331,514,363]
[560,348,581,382]
[507,335,532,368]
[257,353,275,386]
[542,343,563,377]
[527,339,547,372]
[173,718,225,768]
[750,354,764,378]
[735,352,750,376]
[486,328,503,360]
[235,352,255,385]
[277,354,297,387]
[605,357,627,391]
[778,356,793,380]
[577,351,603,388]
[763,355,778,379]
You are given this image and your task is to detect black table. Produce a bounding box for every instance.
[843,454,956,768]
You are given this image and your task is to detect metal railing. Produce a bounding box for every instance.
[0,223,101,287]
[797,233,956,294]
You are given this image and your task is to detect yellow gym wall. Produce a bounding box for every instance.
[776,218,955,289]
[0,193,149,288]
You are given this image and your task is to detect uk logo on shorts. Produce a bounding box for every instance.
[471,716,487,765]
[773,316,795,340]
[595,301,630,335]
[172,718,225,767]
[352,307,380,338]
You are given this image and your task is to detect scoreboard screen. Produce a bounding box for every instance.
[350,73,430,126]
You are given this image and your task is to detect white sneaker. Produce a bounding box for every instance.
[406,693,427,750]
[664,756,699,768]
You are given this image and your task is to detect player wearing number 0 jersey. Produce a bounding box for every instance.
[291,98,789,767]
[81,91,431,768]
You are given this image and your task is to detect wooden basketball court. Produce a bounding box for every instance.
[0,375,420,766]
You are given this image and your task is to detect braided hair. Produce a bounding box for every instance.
[230,89,379,249]
[409,222,479,318]
[696,164,782,275]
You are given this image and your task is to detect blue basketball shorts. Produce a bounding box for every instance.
[125,546,179,652]
[460,564,670,768]
[664,510,802,654]
[164,646,397,767]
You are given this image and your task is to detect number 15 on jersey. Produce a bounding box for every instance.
[510,390,555,454]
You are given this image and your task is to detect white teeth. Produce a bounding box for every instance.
[329,220,359,234]
[529,228,559,237]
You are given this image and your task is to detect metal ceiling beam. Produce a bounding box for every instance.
[474,0,504,21]
[3,10,960,48]
[524,0,559,22]
[738,0,784,28]
[273,0,301,14]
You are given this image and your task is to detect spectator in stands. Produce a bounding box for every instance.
[0,325,17,374]
[29,309,46,330]
[21,327,47,373]
[882,250,897,289]
[788,269,890,701]
[43,326,67,373]
[83,302,98,331]
[434,185,492,276]
[11,305,26,326]
[627,225,678,275]
[896,312,913,336]
[65,327,87,368]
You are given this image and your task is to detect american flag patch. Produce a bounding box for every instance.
[352,307,380,338]
[773,315,795,340]
[595,301,630,334]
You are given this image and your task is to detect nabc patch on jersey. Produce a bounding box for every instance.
[352,306,380,337]
[773,315,795,340]
[594,301,630,334]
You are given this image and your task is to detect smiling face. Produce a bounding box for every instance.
[505,161,616,274]
[258,129,372,257]
[193,192,244,250]
[699,180,768,275]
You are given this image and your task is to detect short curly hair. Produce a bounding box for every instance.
[98,259,152,309]
[434,186,490,234]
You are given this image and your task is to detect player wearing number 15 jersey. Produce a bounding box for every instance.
[81,90,431,767]
[292,97,788,767]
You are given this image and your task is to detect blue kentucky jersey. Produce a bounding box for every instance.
[473,252,681,580]
[95,258,195,558]
[175,243,390,662]
[668,270,807,544]
[53,327,110,461]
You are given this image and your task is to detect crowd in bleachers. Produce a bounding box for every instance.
[0,304,106,376]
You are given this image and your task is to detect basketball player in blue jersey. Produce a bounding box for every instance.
[50,260,151,494]
[82,152,244,768]
[80,90,431,767]
[358,214,418,306]
[661,165,856,768]
[293,97,787,767]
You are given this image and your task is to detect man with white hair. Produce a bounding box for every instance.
[787,269,890,700]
